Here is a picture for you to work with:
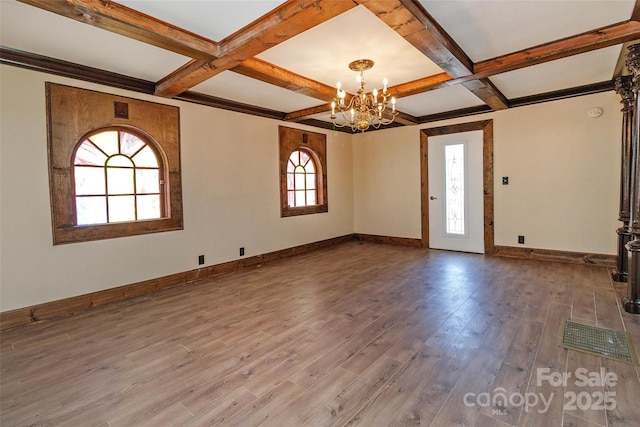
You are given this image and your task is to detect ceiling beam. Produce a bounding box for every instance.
[17,0,220,60]
[387,72,453,98]
[474,20,640,78]
[390,111,420,126]
[357,0,472,77]
[155,0,356,98]
[284,104,332,122]
[235,57,421,125]
[357,0,508,110]
[284,103,419,126]
[631,0,640,22]
[461,79,510,110]
[232,58,337,101]
[381,20,640,101]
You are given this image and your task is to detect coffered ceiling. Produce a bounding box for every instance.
[1,0,638,131]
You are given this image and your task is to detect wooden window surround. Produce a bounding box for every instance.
[279,126,328,217]
[46,83,183,244]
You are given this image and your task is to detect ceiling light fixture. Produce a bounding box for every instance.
[330,59,398,132]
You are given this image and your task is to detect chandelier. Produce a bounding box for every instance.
[330,59,398,132]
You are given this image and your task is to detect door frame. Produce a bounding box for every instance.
[420,120,494,254]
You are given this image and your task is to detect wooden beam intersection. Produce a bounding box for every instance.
[155,0,356,97]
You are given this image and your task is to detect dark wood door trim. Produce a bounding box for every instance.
[420,120,494,253]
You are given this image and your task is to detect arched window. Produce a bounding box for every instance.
[286,149,317,207]
[73,128,165,225]
[279,126,328,217]
[47,83,182,244]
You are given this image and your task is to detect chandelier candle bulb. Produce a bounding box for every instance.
[383,78,388,93]
[331,101,335,116]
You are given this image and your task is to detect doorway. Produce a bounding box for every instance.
[420,120,494,254]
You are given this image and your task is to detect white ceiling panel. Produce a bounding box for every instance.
[0,0,189,82]
[490,45,623,99]
[420,0,635,62]
[192,71,325,113]
[0,0,630,125]
[257,5,444,93]
[397,85,486,117]
[118,0,286,42]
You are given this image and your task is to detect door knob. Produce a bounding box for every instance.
[430,196,437,200]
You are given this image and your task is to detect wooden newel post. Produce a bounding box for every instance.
[613,75,634,282]
[623,44,640,313]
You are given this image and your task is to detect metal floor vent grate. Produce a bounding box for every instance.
[561,320,638,365]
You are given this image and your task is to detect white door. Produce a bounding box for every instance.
[428,130,484,253]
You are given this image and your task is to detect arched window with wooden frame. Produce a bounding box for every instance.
[73,127,167,226]
[47,83,183,245]
[279,126,328,217]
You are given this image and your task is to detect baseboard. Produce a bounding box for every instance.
[493,245,616,268]
[353,233,423,247]
[0,234,353,330]
[2,237,612,330]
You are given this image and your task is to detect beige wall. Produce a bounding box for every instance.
[0,64,622,312]
[0,65,353,311]
[353,91,621,254]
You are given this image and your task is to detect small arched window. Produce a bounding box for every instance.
[287,149,317,207]
[73,128,165,226]
[279,126,328,217]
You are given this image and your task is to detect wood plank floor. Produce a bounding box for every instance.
[2,241,640,426]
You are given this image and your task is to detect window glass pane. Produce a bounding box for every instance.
[120,132,145,157]
[287,160,296,173]
[75,141,107,166]
[108,195,135,222]
[75,166,105,195]
[107,167,134,195]
[445,143,465,235]
[305,159,315,173]
[306,190,316,205]
[288,151,300,165]
[295,170,305,190]
[295,190,306,207]
[288,190,295,207]
[299,150,310,166]
[287,173,295,190]
[132,146,159,167]
[76,196,107,225]
[137,195,161,220]
[89,131,119,156]
[136,169,160,194]
[106,154,133,168]
[306,173,316,190]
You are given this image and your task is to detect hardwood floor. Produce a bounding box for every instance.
[2,241,640,426]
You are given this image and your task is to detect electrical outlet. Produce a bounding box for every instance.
[198,255,205,265]
[518,235,525,244]
[502,177,509,185]
[240,247,245,256]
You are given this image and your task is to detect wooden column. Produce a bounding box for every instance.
[623,44,640,313]
[613,75,634,282]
